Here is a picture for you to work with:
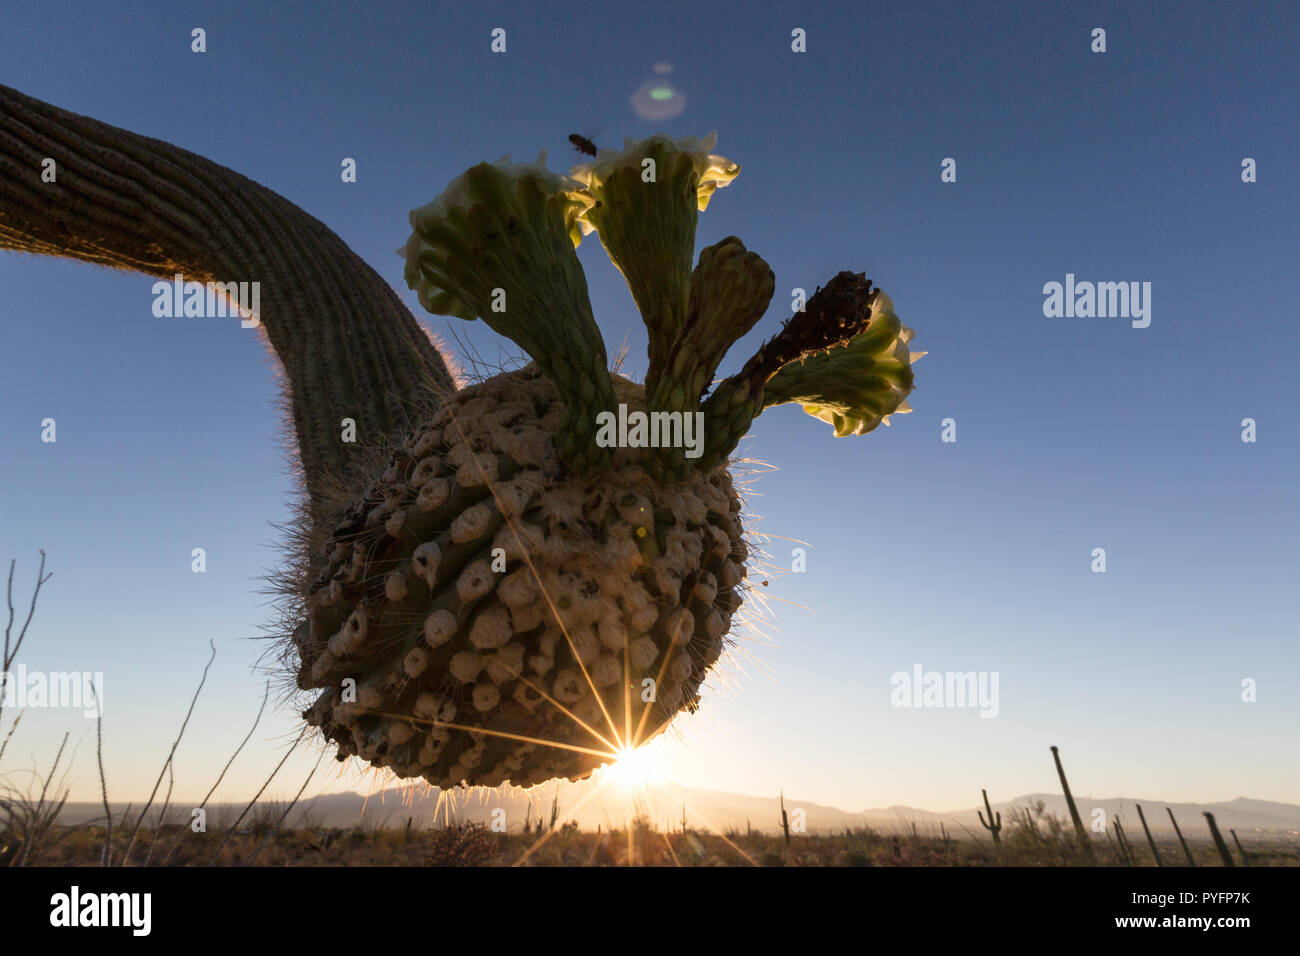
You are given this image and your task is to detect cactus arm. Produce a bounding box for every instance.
[0,83,454,524]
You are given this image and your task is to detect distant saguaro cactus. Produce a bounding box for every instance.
[1203,812,1235,867]
[1229,829,1252,866]
[977,789,1002,845]
[1167,807,1196,866]
[779,792,791,847]
[1050,745,1093,859]
[1112,818,1134,866]
[1135,804,1162,867]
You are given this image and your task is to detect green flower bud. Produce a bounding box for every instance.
[647,236,774,482]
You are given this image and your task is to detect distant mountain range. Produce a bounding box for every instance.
[57,786,1300,837]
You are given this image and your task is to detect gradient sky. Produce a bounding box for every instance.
[1,0,1297,814]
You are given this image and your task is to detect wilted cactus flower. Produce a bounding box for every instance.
[293,134,921,790]
[762,292,922,436]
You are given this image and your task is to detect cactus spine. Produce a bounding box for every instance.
[977,789,1002,844]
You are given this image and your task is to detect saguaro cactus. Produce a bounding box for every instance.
[977,788,1002,844]
[1203,812,1235,867]
[1112,818,1134,866]
[1229,828,1252,866]
[1135,803,1163,867]
[1167,807,1196,866]
[0,89,920,788]
[1050,745,1093,859]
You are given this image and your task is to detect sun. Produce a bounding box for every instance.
[601,744,665,791]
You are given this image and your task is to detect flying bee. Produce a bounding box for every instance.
[568,133,598,157]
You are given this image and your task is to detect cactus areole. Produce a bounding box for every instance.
[0,92,919,791]
[293,134,922,788]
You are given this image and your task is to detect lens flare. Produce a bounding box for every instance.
[631,75,685,120]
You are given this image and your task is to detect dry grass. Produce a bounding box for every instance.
[12,812,1299,867]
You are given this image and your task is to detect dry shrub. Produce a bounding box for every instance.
[425,822,499,867]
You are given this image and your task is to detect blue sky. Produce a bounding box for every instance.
[2,0,1297,812]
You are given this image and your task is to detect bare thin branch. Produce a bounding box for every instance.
[120,640,216,866]
[1,551,51,732]
[93,680,111,867]
[0,711,22,768]
[204,730,306,866]
[246,748,327,865]
[159,679,270,867]
[142,760,175,868]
